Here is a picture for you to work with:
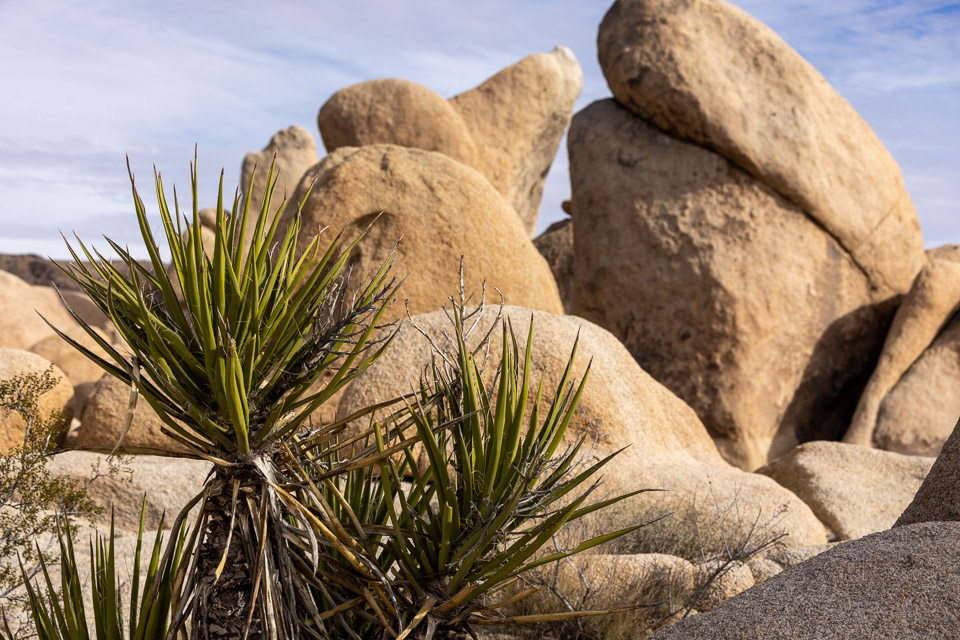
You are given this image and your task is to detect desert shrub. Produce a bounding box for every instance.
[0,368,105,608]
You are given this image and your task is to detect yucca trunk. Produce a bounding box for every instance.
[195,469,263,640]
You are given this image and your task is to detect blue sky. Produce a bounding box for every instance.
[0,0,957,258]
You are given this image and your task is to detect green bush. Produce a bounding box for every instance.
[0,368,103,607]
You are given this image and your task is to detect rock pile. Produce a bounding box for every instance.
[0,0,953,634]
[566,0,925,470]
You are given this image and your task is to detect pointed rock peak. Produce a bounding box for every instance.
[450,48,583,235]
[240,125,319,231]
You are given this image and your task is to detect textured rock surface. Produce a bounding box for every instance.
[240,125,319,235]
[46,451,210,532]
[281,145,563,319]
[337,306,828,548]
[0,270,86,350]
[897,418,960,526]
[694,560,754,612]
[318,79,477,167]
[745,557,782,583]
[75,374,183,453]
[568,100,892,470]
[450,46,582,234]
[651,522,960,639]
[757,441,933,540]
[845,257,960,448]
[533,218,574,311]
[757,543,835,569]
[598,0,924,295]
[874,317,960,456]
[0,348,74,452]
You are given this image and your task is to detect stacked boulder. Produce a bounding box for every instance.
[257,47,584,319]
[316,47,582,236]
[567,0,925,469]
[2,0,951,632]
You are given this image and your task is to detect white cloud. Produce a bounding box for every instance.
[0,0,956,256]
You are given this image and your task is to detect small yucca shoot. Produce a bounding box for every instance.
[11,503,185,640]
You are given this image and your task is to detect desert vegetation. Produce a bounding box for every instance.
[0,154,645,640]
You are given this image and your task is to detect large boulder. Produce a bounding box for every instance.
[46,451,210,532]
[598,0,924,295]
[757,441,933,541]
[0,348,74,452]
[897,418,960,526]
[280,145,563,319]
[58,289,109,329]
[74,374,183,454]
[845,256,960,450]
[651,522,960,639]
[336,306,828,549]
[239,125,319,235]
[533,218,574,312]
[449,46,582,234]
[873,317,960,456]
[317,48,582,234]
[568,100,893,470]
[0,270,86,351]
[318,79,478,167]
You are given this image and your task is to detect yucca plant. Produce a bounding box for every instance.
[27,148,648,640]
[313,290,649,639]
[44,152,412,639]
[6,504,185,640]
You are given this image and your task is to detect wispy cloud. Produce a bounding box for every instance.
[0,0,956,257]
